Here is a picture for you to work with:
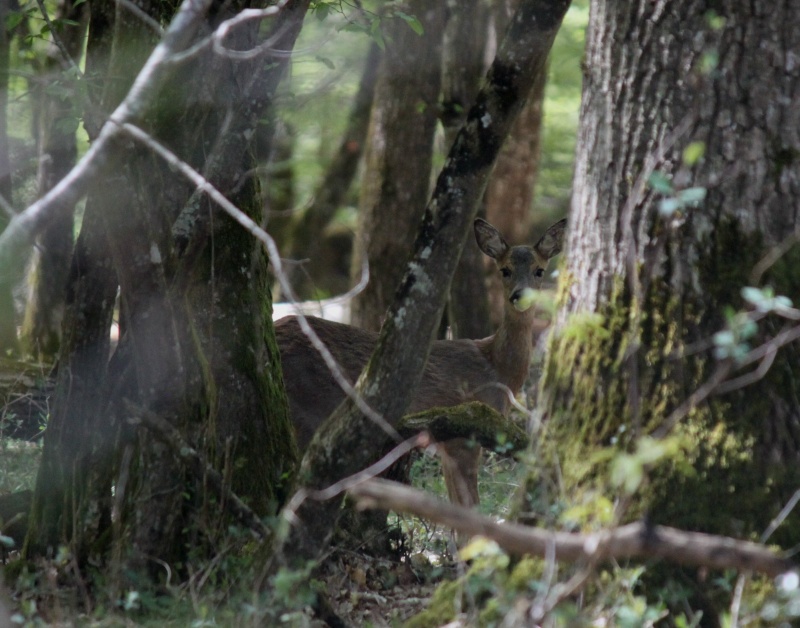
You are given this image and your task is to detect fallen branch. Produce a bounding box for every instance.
[349,478,796,578]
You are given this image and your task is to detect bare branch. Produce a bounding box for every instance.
[750,230,800,285]
[117,0,165,36]
[283,433,426,524]
[350,478,797,578]
[652,360,732,439]
[0,0,216,275]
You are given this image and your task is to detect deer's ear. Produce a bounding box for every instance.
[474,218,509,260]
[534,218,567,261]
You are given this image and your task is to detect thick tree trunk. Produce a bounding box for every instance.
[541,0,800,551]
[350,2,447,331]
[24,0,308,584]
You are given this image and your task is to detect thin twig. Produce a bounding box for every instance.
[652,360,732,439]
[283,432,427,525]
[34,0,84,75]
[117,0,165,36]
[750,230,800,285]
[166,0,291,64]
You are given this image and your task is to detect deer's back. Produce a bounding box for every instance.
[275,315,504,450]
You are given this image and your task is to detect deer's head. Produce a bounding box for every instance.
[474,217,566,313]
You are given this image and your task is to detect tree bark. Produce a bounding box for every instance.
[441,0,493,340]
[483,3,547,325]
[21,0,89,361]
[350,3,447,331]
[445,0,550,337]
[24,0,155,560]
[269,0,571,572]
[24,0,309,585]
[0,0,19,355]
[541,0,800,553]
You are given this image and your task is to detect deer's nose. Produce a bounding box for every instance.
[509,287,536,312]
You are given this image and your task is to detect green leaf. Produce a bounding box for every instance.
[395,11,424,36]
[677,186,707,205]
[369,17,386,50]
[705,10,726,30]
[775,295,793,311]
[712,329,734,348]
[648,171,674,194]
[658,197,681,216]
[314,2,329,21]
[682,141,706,166]
[6,11,25,30]
[611,454,643,495]
[700,51,719,74]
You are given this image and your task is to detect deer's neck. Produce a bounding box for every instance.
[476,308,539,397]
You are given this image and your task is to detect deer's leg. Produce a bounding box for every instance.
[438,438,481,508]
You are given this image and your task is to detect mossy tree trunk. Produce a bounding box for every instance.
[541,0,800,550]
[350,2,447,332]
[24,0,307,585]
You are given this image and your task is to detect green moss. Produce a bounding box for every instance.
[398,401,528,452]
[539,216,800,549]
[404,579,462,628]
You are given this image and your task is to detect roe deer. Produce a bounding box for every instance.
[275,217,566,507]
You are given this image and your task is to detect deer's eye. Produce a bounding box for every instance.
[500,268,512,278]
[535,268,544,278]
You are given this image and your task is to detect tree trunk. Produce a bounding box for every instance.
[0,0,19,355]
[350,2,447,331]
[24,0,308,585]
[441,0,493,340]
[269,0,570,571]
[483,0,547,325]
[24,0,148,560]
[445,0,549,337]
[21,0,89,361]
[541,0,800,552]
[287,42,381,300]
